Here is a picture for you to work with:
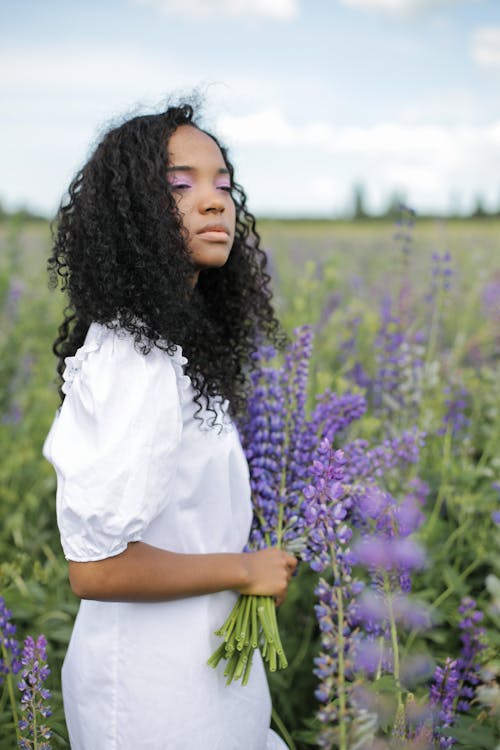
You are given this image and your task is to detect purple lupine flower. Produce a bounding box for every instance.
[348,538,426,572]
[393,203,416,260]
[455,597,486,712]
[0,595,21,683]
[352,636,393,675]
[316,290,342,334]
[1,402,23,425]
[241,328,315,552]
[482,273,500,322]
[310,390,366,449]
[353,590,430,632]
[438,385,470,437]
[239,327,368,560]
[17,635,52,749]
[5,278,24,318]
[342,428,424,484]
[427,598,486,748]
[298,442,352,571]
[491,483,500,525]
[428,252,453,301]
[371,296,425,425]
[429,657,460,748]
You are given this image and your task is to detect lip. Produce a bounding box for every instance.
[196,223,231,236]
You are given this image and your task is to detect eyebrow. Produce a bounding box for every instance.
[166,165,230,175]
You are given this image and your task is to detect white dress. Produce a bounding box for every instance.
[43,322,287,750]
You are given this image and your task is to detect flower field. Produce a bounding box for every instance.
[1,214,500,748]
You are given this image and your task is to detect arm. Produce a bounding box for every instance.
[68,541,297,605]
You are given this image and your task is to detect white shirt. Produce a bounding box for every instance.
[43,322,287,750]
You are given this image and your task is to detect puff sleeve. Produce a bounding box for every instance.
[43,323,183,562]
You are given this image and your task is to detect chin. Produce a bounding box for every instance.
[192,248,232,270]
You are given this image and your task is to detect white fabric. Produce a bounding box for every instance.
[43,322,288,750]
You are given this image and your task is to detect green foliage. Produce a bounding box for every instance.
[1,217,500,748]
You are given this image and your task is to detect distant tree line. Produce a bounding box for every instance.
[1,190,500,224]
[350,184,500,221]
[0,201,47,223]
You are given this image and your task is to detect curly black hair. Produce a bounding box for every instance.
[48,102,284,422]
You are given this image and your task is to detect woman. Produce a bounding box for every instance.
[43,103,297,749]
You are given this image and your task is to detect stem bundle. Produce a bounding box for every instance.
[207,595,287,685]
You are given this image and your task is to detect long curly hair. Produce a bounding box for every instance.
[48,103,284,421]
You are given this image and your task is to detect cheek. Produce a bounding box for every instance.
[172,198,194,230]
[228,202,237,230]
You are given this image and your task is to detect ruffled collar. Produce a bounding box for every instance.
[61,322,191,399]
[61,322,232,431]
[61,323,108,395]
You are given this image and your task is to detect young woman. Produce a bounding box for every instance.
[43,103,297,749]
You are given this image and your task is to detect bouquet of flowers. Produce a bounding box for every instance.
[207,327,366,685]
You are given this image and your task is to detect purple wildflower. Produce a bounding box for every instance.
[438,385,470,437]
[352,636,393,675]
[429,657,460,748]
[5,278,24,318]
[0,596,21,683]
[342,428,424,484]
[239,327,367,560]
[455,597,486,712]
[482,273,500,322]
[316,290,342,334]
[429,252,453,300]
[1,401,23,425]
[427,598,486,748]
[17,635,52,749]
[393,203,416,260]
[371,296,425,425]
[349,538,426,573]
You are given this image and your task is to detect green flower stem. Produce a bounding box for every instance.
[207,641,227,669]
[426,425,452,535]
[251,596,258,648]
[1,641,21,744]
[331,554,347,750]
[425,282,443,368]
[383,574,403,708]
[208,593,288,684]
[272,706,297,750]
[242,647,254,686]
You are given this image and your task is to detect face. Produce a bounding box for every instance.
[166,125,236,280]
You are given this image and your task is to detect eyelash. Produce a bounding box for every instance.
[169,183,232,192]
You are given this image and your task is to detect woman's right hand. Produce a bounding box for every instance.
[238,548,298,606]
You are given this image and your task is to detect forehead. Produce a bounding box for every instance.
[167,125,226,167]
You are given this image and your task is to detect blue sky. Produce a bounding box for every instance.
[2,0,499,217]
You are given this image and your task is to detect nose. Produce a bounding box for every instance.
[199,183,225,214]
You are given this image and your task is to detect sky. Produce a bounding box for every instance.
[1,0,500,218]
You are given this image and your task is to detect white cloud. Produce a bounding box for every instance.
[218,109,500,214]
[131,0,299,20]
[339,0,470,18]
[471,26,500,69]
[0,43,189,98]
[218,109,297,144]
